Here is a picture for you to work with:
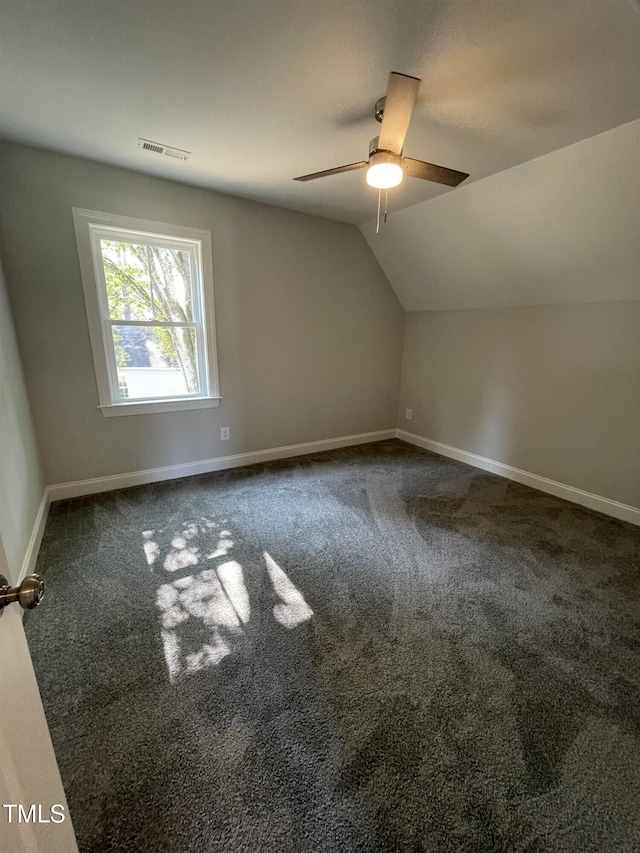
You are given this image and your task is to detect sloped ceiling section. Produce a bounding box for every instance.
[361,119,640,311]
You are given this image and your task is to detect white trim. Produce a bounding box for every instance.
[46,430,396,501]
[72,208,219,412]
[72,208,214,241]
[396,429,640,527]
[23,427,639,587]
[99,396,221,417]
[18,491,50,583]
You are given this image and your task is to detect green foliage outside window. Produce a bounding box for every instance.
[101,241,199,392]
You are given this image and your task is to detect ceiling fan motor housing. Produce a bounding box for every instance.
[369,139,402,167]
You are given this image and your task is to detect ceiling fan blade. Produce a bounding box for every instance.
[294,162,368,182]
[378,72,420,155]
[402,157,469,187]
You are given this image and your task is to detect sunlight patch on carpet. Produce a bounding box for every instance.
[264,551,313,629]
[156,568,245,682]
[151,527,312,681]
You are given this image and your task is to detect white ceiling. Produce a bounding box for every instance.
[1,1,639,225]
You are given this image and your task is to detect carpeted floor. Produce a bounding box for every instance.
[25,439,640,852]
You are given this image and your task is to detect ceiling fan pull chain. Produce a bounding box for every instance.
[384,188,388,224]
[376,188,382,234]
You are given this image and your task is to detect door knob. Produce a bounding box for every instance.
[0,574,45,614]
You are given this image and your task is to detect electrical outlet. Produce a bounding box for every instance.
[220,427,230,440]
[405,409,412,421]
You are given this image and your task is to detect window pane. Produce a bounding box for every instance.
[112,325,200,399]
[101,240,153,321]
[101,241,194,323]
[146,246,194,323]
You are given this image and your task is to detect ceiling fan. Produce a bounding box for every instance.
[294,72,469,192]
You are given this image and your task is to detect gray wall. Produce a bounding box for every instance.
[0,253,44,582]
[369,119,640,510]
[0,142,404,485]
[399,302,640,508]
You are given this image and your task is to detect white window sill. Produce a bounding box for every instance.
[99,396,222,417]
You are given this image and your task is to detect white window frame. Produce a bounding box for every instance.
[73,208,221,417]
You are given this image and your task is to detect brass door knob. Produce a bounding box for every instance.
[0,574,45,613]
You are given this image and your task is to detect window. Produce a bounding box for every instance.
[73,209,220,416]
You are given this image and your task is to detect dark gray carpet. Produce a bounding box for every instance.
[25,439,640,852]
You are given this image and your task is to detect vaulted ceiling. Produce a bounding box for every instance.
[1,0,639,225]
[362,118,640,310]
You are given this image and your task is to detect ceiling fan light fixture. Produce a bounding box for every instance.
[366,150,403,189]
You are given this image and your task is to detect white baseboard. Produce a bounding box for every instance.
[18,490,50,583]
[396,429,640,526]
[21,428,639,583]
[46,429,397,502]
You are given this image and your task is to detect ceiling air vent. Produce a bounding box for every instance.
[137,138,191,161]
